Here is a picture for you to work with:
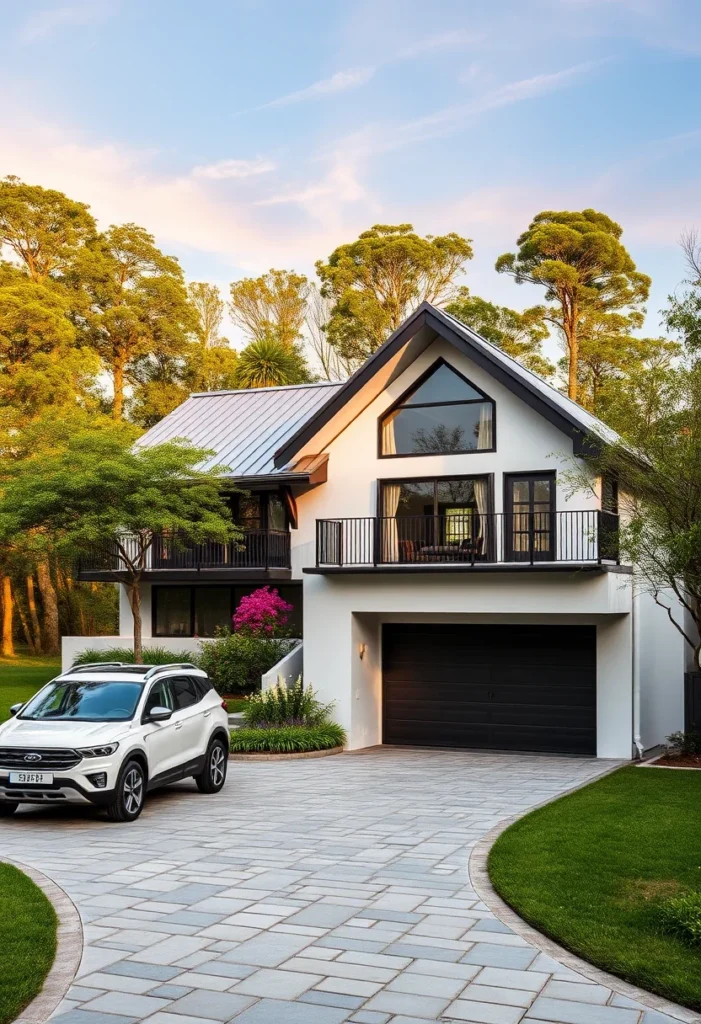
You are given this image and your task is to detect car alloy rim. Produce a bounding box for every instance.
[124,767,144,814]
[210,745,225,786]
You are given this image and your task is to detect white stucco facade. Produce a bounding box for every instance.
[71,307,687,760]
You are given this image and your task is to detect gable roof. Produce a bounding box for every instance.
[137,381,343,480]
[273,301,621,467]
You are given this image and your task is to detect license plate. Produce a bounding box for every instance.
[9,771,54,785]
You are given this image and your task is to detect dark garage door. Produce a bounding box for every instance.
[383,624,596,755]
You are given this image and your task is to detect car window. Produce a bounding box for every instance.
[171,675,201,710]
[21,681,144,721]
[144,680,174,716]
[192,676,213,699]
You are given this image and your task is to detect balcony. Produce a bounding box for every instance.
[77,528,292,582]
[311,511,625,573]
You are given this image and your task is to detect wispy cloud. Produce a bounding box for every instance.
[193,157,276,180]
[403,61,605,137]
[245,29,480,113]
[19,1,112,43]
[260,67,375,110]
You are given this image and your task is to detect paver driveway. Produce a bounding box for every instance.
[1,749,681,1024]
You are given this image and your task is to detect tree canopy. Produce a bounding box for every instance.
[0,424,239,660]
[229,269,309,348]
[445,288,553,378]
[496,209,650,402]
[316,223,473,365]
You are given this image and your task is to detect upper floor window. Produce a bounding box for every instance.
[379,358,495,457]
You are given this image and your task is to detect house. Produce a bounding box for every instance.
[71,302,688,759]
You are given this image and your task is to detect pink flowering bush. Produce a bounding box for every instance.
[233,586,293,637]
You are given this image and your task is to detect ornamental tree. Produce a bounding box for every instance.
[496,209,650,402]
[233,586,293,637]
[0,423,239,661]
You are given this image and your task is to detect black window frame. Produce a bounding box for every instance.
[151,584,303,639]
[377,473,494,519]
[378,357,496,459]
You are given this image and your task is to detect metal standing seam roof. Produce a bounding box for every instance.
[136,381,343,478]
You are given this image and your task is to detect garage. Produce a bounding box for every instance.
[382,623,597,755]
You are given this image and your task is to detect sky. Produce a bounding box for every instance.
[1,0,700,351]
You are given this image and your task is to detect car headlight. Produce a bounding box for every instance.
[78,743,119,758]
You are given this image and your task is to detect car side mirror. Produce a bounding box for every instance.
[148,706,173,722]
[9,703,23,717]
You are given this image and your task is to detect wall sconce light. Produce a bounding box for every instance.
[358,643,367,660]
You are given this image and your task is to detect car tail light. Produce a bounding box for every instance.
[221,699,228,710]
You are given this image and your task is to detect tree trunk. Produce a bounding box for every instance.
[1,576,14,658]
[36,560,60,655]
[17,599,36,654]
[113,359,125,420]
[127,581,143,663]
[566,299,579,402]
[27,574,42,653]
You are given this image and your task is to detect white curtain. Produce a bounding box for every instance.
[382,484,401,562]
[382,413,397,456]
[477,403,493,449]
[473,479,489,556]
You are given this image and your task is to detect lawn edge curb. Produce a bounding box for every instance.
[469,767,701,1024]
[2,857,83,1024]
[229,745,344,761]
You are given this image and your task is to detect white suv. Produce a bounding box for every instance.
[0,662,230,822]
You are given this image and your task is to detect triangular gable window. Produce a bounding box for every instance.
[380,358,495,456]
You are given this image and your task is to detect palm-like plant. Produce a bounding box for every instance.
[235,336,312,389]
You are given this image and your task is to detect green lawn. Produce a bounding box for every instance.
[489,766,701,1011]
[0,864,57,1024]
[0,653,61,722]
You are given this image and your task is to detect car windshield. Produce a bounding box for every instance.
[20,680,145,722]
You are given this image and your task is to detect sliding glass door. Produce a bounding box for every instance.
[380,476,491,563]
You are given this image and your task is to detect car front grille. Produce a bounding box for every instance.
[0,747,82,770]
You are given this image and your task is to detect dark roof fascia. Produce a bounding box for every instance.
[273,305,431,469]
[422,309,589,452]
[273,301,600,467]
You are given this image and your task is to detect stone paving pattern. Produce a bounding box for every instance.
[0,749,683,1024]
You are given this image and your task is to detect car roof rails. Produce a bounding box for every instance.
[143,663,200,679]
[67,662,132,673]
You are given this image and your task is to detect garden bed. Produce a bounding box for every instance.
[646,753,701,769]
[229,722,346,755]
[488,765,701,1011]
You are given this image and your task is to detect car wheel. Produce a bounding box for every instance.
[195,738,228,794]
[106,759,146,822]
[0,802,18,816]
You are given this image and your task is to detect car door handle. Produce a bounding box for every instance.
[203,711,211,718]
[175,722,183,730]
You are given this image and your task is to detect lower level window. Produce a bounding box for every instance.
[153,585,303,637]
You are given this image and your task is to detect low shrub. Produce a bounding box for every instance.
[72,646,197,666]
[229,722,346,754]
[243,679,332,727]
[657,892,701,946]
[197,631,297,693]
[666,730,701,756]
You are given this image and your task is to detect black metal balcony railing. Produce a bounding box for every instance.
[78,529,291,574]
[316,511,620,568]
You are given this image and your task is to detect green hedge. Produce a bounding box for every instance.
[229,723,346,753]
[72,646,196,666]
[198,633,297,692]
